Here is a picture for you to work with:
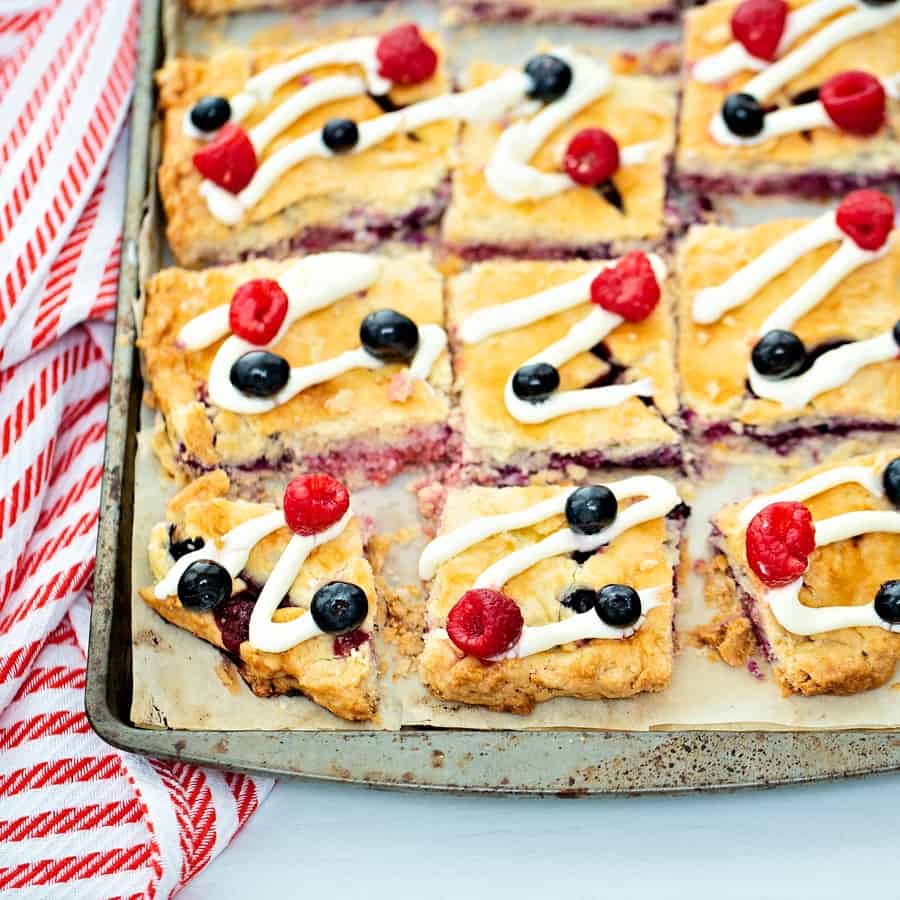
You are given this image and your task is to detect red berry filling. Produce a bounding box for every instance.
[446,589,523,659]
[731,0,788,62]
[376,24,438,86]
[193,123,257,193]
[334,629,370,658]
[590,251,661,323]
[835,189,895,251]
[820,70,886,137]
[563,128,620,187]
[283,474,350,536]
[213,591,256,655]
[746,501,816,588]
[229,279,289,345]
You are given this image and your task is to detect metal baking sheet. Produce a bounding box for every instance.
[86,0,900,792]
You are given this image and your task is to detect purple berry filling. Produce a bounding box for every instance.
[677,168,900,200]
[449,0,679,27]
[213,591,257,656]
[333,629,370,657]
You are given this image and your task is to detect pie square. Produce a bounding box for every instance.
[709,449,900,696]
[442,52,677,259]
[418,477,684,713]
[141,251,453,491]
[677,204,900,444]
[141,471,381,721]
[157,28,453,266]
[678,0,900,197]
[441,0,679,26]
[447,255,681,479]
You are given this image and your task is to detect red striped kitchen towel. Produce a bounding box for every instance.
[0,3,273,895]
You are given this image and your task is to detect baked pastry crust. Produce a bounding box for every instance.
[448,259,680,475]
[711,449,900,696]
[420,483,678,714]
[677,219,900,438]
[678,0,900,195]
[140,253,452,488]
[141,472,381,721]
[443,61,677,257]
[157,35,452,266]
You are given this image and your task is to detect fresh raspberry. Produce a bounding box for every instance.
[213,591,256,655]
[835,189,895,251]
[376,24,438,86]
[193,123,257,193]
[820,70,886,137]
[446,589,523,659]
[333,629,370,658]
[283,474,350,536]
[563,128,620,187]
[229,279,289,345]
[730,0,788,62]
[746,501,816,588]
[590,251,661,323]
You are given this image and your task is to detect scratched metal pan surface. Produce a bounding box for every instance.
[85,0,900,793]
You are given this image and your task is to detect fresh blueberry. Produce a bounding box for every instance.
[562,586,598,614]
[171,536,205,560]
[511,362,560,402]
[884,457,900,507]
[722,93,765,137]
[360,309,420,361]
[322,118,360,153]
[190,96,231,133]
[310,581,369,634]
[524,54,572,102]
[893,319,900,347]
[229,351,290,397]
[565,485,618,535]
[751,330,807,379]
[595,584,642,628]
[177,560,232,611]
[860,0,896,5]
[874,580,900,624]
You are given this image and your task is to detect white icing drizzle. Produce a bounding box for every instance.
[459,253,666,425]
[175,252,446,415]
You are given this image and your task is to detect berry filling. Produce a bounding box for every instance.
[333,628,370,657]
[193,123,258,194]
[229,278,289,345]
[590,251,661,322]
[820,71,886,137]
[835,189,895,251]
[730,0,788,62]
[563,128,620,187]
[375,24,438,86]
[746,501,816,588]
[446,588,524,658]
[213,590,257,655]
[283,473,350,536]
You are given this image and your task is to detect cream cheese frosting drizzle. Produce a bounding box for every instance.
[460,254,666,425]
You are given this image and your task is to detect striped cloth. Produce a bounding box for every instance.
[0,3,273,895]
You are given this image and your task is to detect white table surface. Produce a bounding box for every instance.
[182,771,898,897]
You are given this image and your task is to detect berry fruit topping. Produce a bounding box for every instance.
[170,536,204,560]
[446,589,524,659]
[746,501,816,588]
[229,351,290,397]
[875,580,900,624]
[884,457,900,507]
[213,591,256,654]
[861,0,897,4]
[360,309,420,361]
[511,362,560,402]
[376,24,438,85]
[229,279,289,345]
[820,70,886,136]
[894,320,900,348]
[193,123,257,194]
[722,92,765,137]
[590,251,661,323]
[190,96,232,133]
[835,190,895,251]
[595,584,642,628]
[524,54,572,102]
[730,0,788,62]
[322,118,360,153]
[283,473,350,536]
[563,128,620,187]
[178,560,232,611]
[561,586,599,614]
[565,485,618,535]
[310,581,369,635]
[333,629,370,657]
[751,330,807,379]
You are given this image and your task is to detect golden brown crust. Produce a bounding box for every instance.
[419,483,676,713]
[677,220,900,430]
[679,0,900,181]
[713,449,900,696]
[142,475,381,721]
